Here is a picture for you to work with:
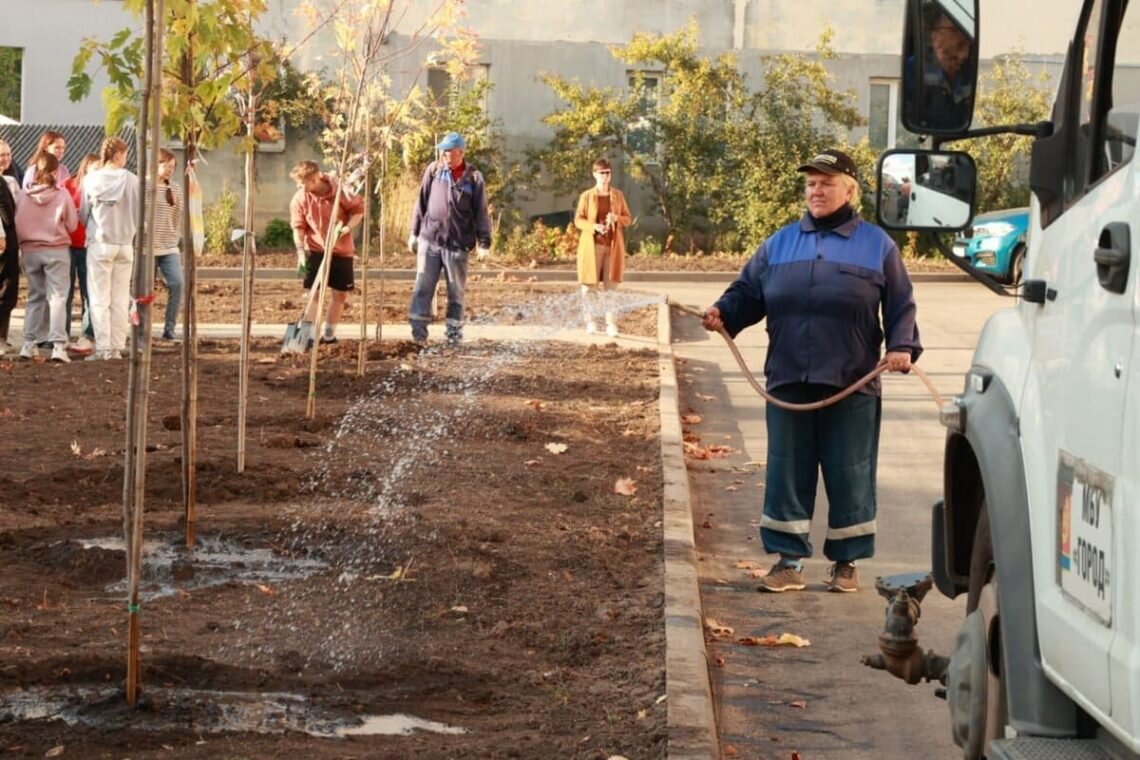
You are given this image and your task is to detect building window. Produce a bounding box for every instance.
[869,79,921,150]
[628,71,661,159]
[427,64,490,114]
[0,47,22,122]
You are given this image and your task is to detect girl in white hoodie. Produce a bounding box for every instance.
[81,136,138,360]
[15,153,78,362]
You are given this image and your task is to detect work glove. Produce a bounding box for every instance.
[407,234,418,253]
[296,248,307,277]
[476,246,490,262]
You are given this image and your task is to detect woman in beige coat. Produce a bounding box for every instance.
[574,158,632,336]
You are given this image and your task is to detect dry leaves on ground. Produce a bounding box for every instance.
[614,478,638,496]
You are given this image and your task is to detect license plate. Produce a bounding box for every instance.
[1057,453,1114,625]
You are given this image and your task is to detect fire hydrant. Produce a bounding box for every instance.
[862,572,951,685]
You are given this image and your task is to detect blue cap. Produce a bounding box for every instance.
[436,131,466,151]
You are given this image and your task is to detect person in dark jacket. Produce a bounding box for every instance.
[0,165,17,353]
[407,131,491,344]
[701,148,923,594]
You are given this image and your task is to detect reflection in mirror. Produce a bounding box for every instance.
[901,0,979,134]
[877,150,976,230]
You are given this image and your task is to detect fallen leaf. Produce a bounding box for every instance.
[696,393,716,402]
[69,441,81,457]
[614,478,638,496]
[636,708,647,720]
[714,655,726,667]
[450,605,468,614]
[525,399,545,411]
[545,442,568,455]
[524,459,541,466]
[701,520,712,529]
[724,485,738,492]
[654,694,667,705]
[46,748,65,758]
[733,560,757,569]
[254,584,276,596]
[723,746,739,757]
[680,413,703,425]
[737,632,811,648]
[704,617,734,639]
[790,699,807,709]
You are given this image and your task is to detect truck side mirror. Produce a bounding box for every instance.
[876,149,977,231]
[901,0,980,135]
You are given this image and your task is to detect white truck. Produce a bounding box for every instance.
[865,1,1140,758]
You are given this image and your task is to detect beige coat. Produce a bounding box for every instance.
[574,187,632,285]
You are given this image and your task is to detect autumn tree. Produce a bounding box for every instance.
[0,48,21,120]
[70,0,280,541]
[531,23,866,252]
[969,52,1052,213]
[725,29,868,246]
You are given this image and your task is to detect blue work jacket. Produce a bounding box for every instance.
[713,213,923,395]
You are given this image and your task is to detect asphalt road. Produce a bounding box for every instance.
[640,278,1007,759]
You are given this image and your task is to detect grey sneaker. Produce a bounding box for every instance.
[825,561,859,593]
[18,341,36,360]
[757,561,806,593]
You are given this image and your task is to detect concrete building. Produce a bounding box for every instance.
[0,0,1074,236]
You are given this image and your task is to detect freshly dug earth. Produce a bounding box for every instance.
[0,325,666,755]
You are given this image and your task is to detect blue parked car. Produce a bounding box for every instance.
[952,207,1030,284]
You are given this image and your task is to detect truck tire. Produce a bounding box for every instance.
[966,506,1008,758]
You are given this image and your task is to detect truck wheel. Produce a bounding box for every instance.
[965,506,1008,758]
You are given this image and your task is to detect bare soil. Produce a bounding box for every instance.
[0,286,666,757]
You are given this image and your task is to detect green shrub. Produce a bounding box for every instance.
[497,220,578,264]
[637,236,663,257]
[203,184,239,254]
[261,218,294,250]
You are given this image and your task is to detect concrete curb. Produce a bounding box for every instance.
[658,302,719,759]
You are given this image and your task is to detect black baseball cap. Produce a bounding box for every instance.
[797,148,858,181]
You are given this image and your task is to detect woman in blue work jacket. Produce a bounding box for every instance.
[701,148,923,594]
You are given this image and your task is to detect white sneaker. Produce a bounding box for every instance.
[605,323,619,338]
[85,350,107,362]
[585,322,598,335]
[18,342,36,360]
[51,345,71,363]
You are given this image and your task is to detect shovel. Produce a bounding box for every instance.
[281,318,312,355]
[281,246,325,355]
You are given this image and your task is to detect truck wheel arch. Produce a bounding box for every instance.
[942,372,1078,738]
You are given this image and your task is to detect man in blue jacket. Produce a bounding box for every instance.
[407,131,492,344]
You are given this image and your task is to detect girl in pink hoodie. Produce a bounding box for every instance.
[15,153,78,362]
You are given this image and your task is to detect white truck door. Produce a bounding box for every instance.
[1024,0,1135,722]
[1103,5,1140,746]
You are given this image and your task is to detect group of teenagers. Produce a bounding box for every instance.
[0,131,184,362]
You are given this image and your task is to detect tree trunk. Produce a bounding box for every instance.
[180,41,199,547]
[237,86,256,470]
[125,0,163,705]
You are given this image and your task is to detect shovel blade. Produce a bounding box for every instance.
[281,322,311,354]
